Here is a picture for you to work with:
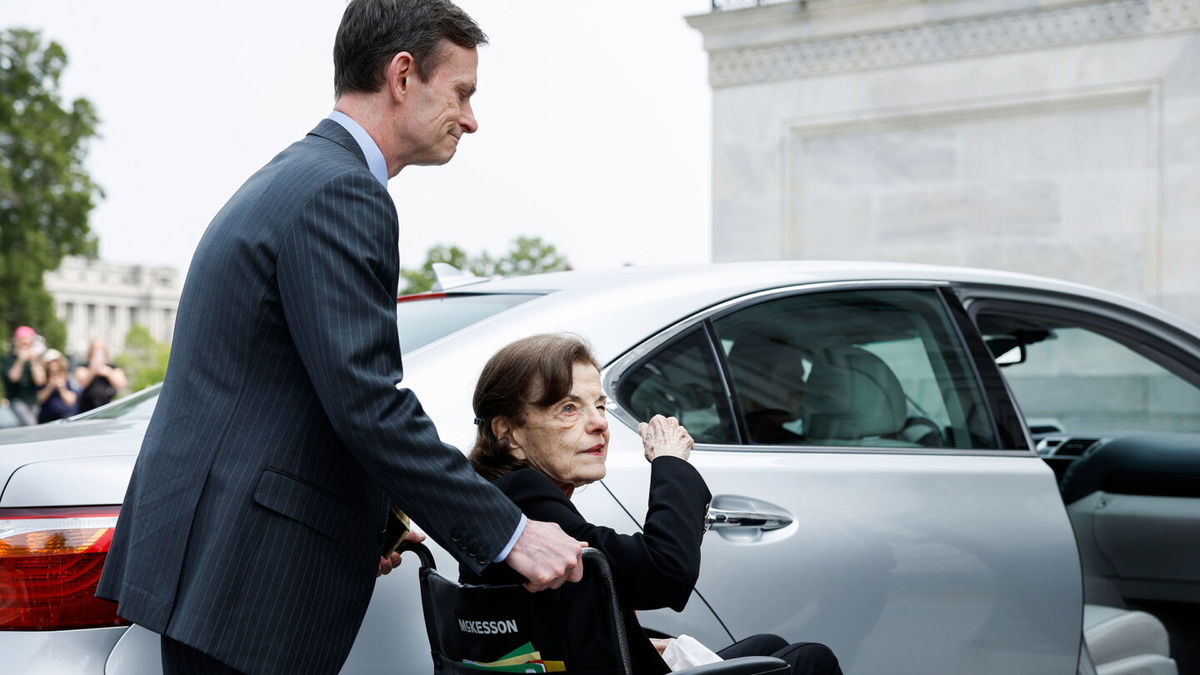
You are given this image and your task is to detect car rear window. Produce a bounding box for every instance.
[74,384,161,421]
[74,293,539,422]
[396,292,541,353]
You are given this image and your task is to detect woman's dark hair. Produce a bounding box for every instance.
[334,0,488,98]
[469,334,601,480]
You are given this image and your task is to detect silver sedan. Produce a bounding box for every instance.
[3,261,1198,674]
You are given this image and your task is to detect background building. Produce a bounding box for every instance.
[44,256,180,357]
[689,0,1200,325]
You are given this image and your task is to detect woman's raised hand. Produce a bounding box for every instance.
[639,414,694,463]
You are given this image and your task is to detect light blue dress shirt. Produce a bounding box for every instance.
[326,111,526,563]
[327,111,389,187]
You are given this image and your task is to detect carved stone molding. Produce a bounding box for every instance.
[708,0,1200,87]
[712,0,798,10]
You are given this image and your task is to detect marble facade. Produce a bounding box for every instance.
[43,257,180,358]
[688,0,1200,324]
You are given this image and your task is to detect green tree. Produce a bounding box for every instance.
[115,325,169,391]
[0,28,101,348]
[400,243,473,294]
[400,236,570,294]
[492,236,570,277]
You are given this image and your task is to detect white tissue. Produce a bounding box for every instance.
[661,634,723,671]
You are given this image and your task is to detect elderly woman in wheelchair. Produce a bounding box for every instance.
[459,334,842,675]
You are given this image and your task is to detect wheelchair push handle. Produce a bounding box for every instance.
[396,540,437,569]
[397,542,608,581]
[580,546,607,570]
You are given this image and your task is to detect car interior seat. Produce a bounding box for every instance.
[803,346,911,445]
[1083,604,1177,675]
[725,332,808,444]
[627,362,684,421]
[623,354,731,442]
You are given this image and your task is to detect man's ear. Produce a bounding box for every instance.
[492,417,525,460]
[386,51,415,102]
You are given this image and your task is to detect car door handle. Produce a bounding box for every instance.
[704,508,792,532]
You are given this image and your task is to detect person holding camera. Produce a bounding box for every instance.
[75,338,127,412]
[3,326,47,426]
[37,349,79,423]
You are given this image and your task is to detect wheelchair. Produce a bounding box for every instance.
[398,542,787,674]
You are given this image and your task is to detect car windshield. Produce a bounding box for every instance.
[70,292,541,421]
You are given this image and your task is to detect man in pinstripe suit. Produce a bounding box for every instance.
[96,2,585,672]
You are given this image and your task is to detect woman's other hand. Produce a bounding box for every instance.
[639,415,694,463]
[650,637,674,655]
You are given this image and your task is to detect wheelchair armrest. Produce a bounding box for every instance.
[675,656,789,675]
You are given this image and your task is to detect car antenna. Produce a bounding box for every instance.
[431,262,493,291]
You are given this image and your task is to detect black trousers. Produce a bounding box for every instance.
[717,634,844,675]
[161,634,246,675]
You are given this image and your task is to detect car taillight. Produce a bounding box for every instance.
[0,505,130,630]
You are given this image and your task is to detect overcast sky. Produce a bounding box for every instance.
[4,0,714,275]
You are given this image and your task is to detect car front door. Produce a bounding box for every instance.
[602,282,1082,675]
[961,284,1200,657]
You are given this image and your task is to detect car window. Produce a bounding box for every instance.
[981,319,1200,434]
[614,328,737,444]
[712,289,998,449]
[395,293,540,353]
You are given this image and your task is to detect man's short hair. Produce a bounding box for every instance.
[334,0,487,98]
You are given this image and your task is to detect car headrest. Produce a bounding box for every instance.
[804,347,906,440]
[726,332,808,416]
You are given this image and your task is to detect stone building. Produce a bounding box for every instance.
[43,256,181,358]
[688,0,1200,324]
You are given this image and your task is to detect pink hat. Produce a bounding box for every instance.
[12,326,35,340]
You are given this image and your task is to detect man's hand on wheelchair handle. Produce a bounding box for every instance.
[505,519,586,592]
[377,530,426,577]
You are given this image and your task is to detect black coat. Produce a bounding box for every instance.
[463,456,712,674]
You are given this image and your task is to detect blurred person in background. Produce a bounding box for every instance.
[37,349,79,423]
[4,325,47,426]
[75,338,127,412]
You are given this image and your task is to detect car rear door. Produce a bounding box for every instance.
[602,281,1081,675]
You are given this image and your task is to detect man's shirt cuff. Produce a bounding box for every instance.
[493,514,527,562]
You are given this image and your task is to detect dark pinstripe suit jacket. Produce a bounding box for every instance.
[97,119,522,674]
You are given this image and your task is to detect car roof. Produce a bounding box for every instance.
[456,261,1200,334]
[466,260,1108,296]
